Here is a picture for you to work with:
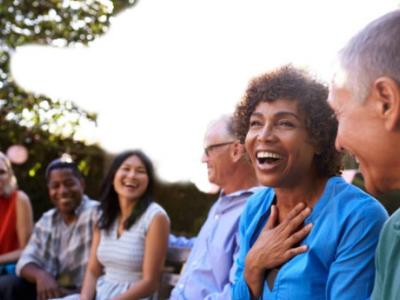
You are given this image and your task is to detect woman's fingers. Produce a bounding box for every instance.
[286,223,313,246]
[284,244,309,260]
[265,205,279,230]
[282,206,311,235]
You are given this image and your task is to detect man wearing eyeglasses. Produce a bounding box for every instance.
[169,115,260,300]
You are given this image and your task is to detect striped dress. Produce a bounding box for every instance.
[96,202,168,300]
[54,202,168,300]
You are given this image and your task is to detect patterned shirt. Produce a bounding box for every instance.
[16,196,99,289]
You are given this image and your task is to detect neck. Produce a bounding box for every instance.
[118,196,139,221]
[62,213,77,225]
[222,162,258,195]
[275,175,328,223]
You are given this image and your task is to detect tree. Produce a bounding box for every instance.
[0,0,139,137]
[0,0,138,218]
[0,0,228,233]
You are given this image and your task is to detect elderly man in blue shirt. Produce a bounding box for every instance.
[169,115,259,300]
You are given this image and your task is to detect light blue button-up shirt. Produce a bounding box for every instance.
[232,176,388,300]
[170,187,261,300]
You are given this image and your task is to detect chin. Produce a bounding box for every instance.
[364,176,384,196]
[257,176,280,188]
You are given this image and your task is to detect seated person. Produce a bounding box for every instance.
[58,150,170,300]
[232,65,388,299]
[169,115,260,300]
[0,157,99,300]
[0,152,33,275]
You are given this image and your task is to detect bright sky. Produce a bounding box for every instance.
[10,0,399,191]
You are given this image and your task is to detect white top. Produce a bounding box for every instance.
[96,202,168,300]
[54,202,168,300]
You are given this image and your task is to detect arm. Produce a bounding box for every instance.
[203,231,241,300]
[232,203,256,300]
[20,263,67,300]
[16,212,69,300]
[169,234,196,248]
[0,191,34,264]
[80,226,103,300]
[327,203,388,300]
[113,213,170,300]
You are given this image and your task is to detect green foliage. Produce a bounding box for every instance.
[155,181,218,236]
[0,0,139,137]
[0,0,139,219]
[0,119,105,219]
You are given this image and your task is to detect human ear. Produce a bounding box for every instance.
[373,77,400,131]
[231,141,244,162]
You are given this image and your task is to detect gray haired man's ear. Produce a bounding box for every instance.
[373,77,400,131]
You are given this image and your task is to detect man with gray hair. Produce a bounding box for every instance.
[169,115,260,300]
[328,10,400,300]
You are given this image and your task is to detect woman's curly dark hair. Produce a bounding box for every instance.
[98,150,155,231]
[233,65,342,178]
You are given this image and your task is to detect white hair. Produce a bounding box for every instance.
[207,114,236,140]
[338,10,400,103]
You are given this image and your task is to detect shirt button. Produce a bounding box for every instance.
[214,214,219,220]
[179,284,184,289]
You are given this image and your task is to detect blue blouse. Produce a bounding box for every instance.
[232,176,388,300]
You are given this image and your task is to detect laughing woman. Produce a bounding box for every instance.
[232,66,388,300]
[59,150,170,300]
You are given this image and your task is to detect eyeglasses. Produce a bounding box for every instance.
[204,141,235,157]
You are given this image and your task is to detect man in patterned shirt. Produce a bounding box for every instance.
[0,157,99,300]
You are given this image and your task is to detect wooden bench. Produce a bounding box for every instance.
[157,246,191,299]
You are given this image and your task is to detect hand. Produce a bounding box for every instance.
[35,272,66,300]
[244,202,312,297]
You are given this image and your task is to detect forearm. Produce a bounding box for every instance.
[20,263,52,284]
[113,278,158,300]
[0,249,22,264]
[244,253,265,298]
[79,274,97,300]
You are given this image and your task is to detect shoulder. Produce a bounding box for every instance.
[381,207,400,235]
[146,202,169,219]
[82,196,100,209]
[15,190,32,210]
[245,187,273,213]
[240,187,273,224]
[143,202,170,228]
[33,208,58,231]
[16,190,31,204]
[330,177,386,214]
[80,197,100,216]
[326,177,388,226]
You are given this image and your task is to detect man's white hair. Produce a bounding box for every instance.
[207,114,235,140]
[338,10,400,103]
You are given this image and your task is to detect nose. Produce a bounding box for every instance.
[257,122,276,142]
[335,135,344,152]
[201,151,208,163]
[127,170,137,178]
[58,184,69,196]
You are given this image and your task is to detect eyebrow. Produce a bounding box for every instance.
[250,111,301,120]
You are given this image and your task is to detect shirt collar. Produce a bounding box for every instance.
[74,195,89,216]
[220,186,263,199]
